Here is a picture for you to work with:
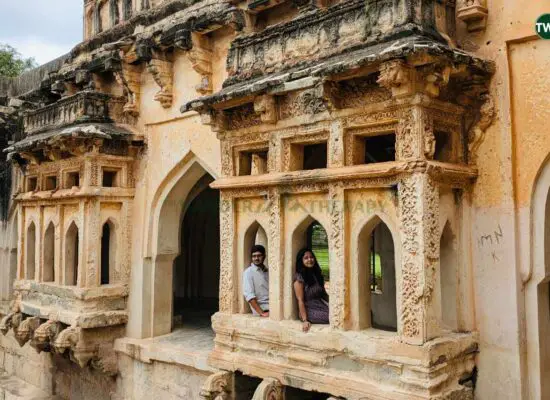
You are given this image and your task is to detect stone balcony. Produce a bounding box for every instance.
[23,91,124,136]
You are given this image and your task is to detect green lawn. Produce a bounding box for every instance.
[312,248,382,282]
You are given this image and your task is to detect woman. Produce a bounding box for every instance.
[293,248,329,332]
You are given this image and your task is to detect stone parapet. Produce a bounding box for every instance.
[210,313,476,400]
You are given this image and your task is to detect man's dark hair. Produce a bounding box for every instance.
[251,244,266,256]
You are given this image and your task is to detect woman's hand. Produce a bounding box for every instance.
[302,320,311,332]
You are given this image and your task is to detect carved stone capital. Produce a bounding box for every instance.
[114,63,142,118]
[252,377,284,400]
[14,316,40,347]
[199,371,233,400]
[147,58,173,108]
[457,0,488,32]
[377,60,413,97]
[254,95,278,123]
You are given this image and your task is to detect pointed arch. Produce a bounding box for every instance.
[101,219,117,285]
[351,213,398,331]
[26,221,36,280]
[122,0,132,20]
[65,221,79,286]
[140,152,219,338]
[43,221,55,283]
[239,220,269,313]
[284,214,329,320]
[109,0,120,26]
[526,157,550,399]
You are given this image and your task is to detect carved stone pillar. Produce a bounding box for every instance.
[328,120,344,168]
[329,183,346,329]
[398,173,441,344]
[85,198,101,287]
[396,106,434,161]
[268,188,284,320]
[252,377,284,400]
[219,193,237,313]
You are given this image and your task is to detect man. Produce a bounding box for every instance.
[243,244,269,317]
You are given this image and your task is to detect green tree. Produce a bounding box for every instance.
[0,44,37,78]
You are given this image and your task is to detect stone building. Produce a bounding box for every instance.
[0,0,548,399]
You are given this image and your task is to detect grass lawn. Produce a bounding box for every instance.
[312,247,382,282]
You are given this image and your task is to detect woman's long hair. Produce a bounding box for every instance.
[295,248,325,288]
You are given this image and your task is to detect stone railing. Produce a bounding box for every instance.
[24,91,124,135]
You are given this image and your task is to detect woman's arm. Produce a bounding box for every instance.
[293,280,311,332]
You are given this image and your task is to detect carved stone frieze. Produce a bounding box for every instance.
[226,104,262,131]
[147,57,173,108]
[336,75,392,109]
[252,377,284,400]
[279,87,330,120]
[200,371,233,400]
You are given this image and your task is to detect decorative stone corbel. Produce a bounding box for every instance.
[468,93,494,164]
[197,108,227,132]
[254,95,277,123]
[53,326,80,354]
[187,33,213,95]
[0,311,22,335]
[114,62,142,117]
[252,378,284,400]
[422,64,451,98]
[377,60,413,97]
[20,152,40,165]
[457,0,488,32]
[147,56,173,108]
[14,316,40,347]
[199,371,233,400]
[31,320,62,353]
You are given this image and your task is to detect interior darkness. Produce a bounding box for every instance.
[434,131,451,161]
[303,143,328,170]
[364,134,396,163]
[102,170,117,187]
[173,185,220,328]
[101,223,110,285]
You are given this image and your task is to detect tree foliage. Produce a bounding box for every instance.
[0,44,38,78]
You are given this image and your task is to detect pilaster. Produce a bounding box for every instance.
[329,183,346,329]
[219,192,237,313]
[268,188,284,320]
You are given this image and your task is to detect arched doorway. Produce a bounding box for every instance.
[172,177,220,328]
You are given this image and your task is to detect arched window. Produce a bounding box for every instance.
[101,221,116,285]
[355,217,396,331]
[440,221,458,330]
[93,3,102,34]
[65,222,79,286]
[241,221,268,313]
[123,0,132,20]
[43,222,55,282]
[26,222,36,280]
[109,0,120,26]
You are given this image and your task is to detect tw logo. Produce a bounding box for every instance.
[536,14,550,39]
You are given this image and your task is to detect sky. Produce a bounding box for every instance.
[0,0,83,65]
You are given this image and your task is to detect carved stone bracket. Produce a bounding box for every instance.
[199,371,233,400]
[14,316,40,347]
[188,33,213,95]
[252,377,284,400]
[0,311,22,335]
[114,62,142,117]
[254,95,278,123]
[468,93,494,164]
[53,326,81,354]
[377,60,413,97]
[31,320,62,353]
[457,0,488,32]
[147,57,173,108]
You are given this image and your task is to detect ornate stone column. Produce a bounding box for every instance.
[219,192,237,313]
[329,183,347,329]
[268,188,284,320]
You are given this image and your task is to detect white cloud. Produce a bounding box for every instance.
[0,36,74,66]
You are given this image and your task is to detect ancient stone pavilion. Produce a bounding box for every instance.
[0,0,549,399]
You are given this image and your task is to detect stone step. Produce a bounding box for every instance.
[0,371,59,400]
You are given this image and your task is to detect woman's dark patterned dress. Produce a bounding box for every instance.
[294,273,329,324]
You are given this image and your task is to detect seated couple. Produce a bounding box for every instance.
[243,245,329,332]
